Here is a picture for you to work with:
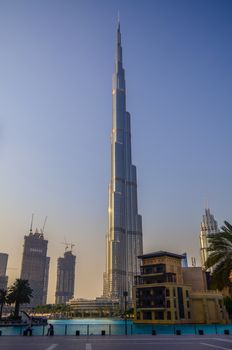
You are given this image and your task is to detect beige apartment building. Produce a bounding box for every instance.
[134,251,228,324]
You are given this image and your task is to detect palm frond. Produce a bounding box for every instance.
[205,221,232,290]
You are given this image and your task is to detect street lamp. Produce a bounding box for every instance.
[123,291,128,336]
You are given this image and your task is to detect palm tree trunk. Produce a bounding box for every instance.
[0,303,3,319]
[14,301,20,319]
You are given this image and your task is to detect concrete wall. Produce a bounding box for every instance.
[190,292,229,324]
[182,267,207,292]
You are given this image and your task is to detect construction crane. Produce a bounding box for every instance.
[60,240,75,253]
[29,213,34,235]
[40,216,48,235]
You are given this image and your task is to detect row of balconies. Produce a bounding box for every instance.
[135,273,177,285]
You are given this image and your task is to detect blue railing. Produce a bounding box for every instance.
[0,323,231,336]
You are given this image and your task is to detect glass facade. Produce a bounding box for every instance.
[103,23,143,305]
[55,251,76,304]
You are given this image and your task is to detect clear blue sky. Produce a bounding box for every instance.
[0,0,231,302]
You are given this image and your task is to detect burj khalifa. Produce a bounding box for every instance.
[103,23,143,305]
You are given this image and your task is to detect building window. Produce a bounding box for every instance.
[143,311,152,320]
[155,311,164,320]
[175,311,178,320]
[187,300,190,308]
[156,264,165,273]
[166,274,176,283]
[173,288,176,297]
[143,266,153,274]
[137,312,141,320]
[167,311,171,320]
[186,290,189,298]
[188,311,191,319]
[166,300,170,308]
[174,300,177,308]
[166,288,170,297]
[177,287,185,319]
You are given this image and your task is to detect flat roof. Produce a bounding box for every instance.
[138,250,183,260]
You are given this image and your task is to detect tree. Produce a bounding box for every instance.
[205,221,232,292]
[224,296,232,321]
[7,279,33,318]
[126,307,134,318]
[0,289,7,319]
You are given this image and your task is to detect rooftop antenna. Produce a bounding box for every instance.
[191,257,196,267]
[117,10,120,24]
[30,213,34,235]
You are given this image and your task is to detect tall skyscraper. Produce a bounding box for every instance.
[55,249,76,304]
[20,227,50,306]
[0,253,8,290]
[199,208,219,270]
[103,23,143,305]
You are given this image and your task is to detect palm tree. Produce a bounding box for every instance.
[7,279,33,318]
[205,221,232,292]
[0,289,7,319]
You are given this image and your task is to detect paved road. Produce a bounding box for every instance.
[0,335,232,350]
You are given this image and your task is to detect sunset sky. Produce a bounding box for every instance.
[0,0,232,303]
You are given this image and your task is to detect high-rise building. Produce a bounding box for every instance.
[103,22,143,305]
[55,250,76,304]
[43,256,50,305]
[20,228,49,306]
[199,208,219,270]
[0,253,8,277]
[0,253,8,290]
[181,252,188,268]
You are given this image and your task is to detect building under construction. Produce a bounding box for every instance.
[0,252,8,290]
[55,248,76,304]
[20,216,50,306]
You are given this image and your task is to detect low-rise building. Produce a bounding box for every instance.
[134,251,191,324]
[134,251,228,324]
[68,297,119,317]
[190,290,227,324]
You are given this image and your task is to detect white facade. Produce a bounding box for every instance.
[199,208,219,270]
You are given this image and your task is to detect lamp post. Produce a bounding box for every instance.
[123,291,128,336]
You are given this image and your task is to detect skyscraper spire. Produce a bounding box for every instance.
[115,21,122,71]
[117,10,120,30]
[103,23,143,307]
